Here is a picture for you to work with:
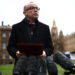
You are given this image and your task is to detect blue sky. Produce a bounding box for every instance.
[0,0,75,35]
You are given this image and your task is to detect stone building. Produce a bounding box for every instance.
[51,20,58,40]
[64,33,75,52]
[51,20,59,52]
[0,22,14,64]
[51,20,75,53]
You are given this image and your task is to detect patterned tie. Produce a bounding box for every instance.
[30,23,34,31]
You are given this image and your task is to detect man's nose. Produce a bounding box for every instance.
[34,8,38,11]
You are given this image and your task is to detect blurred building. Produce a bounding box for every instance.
[51,20,58,40]
[51,20,75,53]
[51,20,59,52]
[64,33,75,52]
[0,21,14,64]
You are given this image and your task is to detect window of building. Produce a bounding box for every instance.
[2,53,6,59]
[2,32,6,38]
[2,42,6,49]
[9,55,13,59]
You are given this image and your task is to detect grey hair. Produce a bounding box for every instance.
[23,5,27,12]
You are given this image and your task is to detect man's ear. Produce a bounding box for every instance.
[23,11,26,16]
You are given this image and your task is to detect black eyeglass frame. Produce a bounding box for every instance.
[25,7,40,11]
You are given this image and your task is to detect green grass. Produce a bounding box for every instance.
[0,64,74,75]
[0,64,14,75]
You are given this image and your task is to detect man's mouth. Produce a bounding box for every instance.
[34,13,38,16]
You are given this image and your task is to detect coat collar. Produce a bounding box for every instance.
[22,18,38,25]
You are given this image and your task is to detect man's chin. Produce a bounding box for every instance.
[33,17,38,20]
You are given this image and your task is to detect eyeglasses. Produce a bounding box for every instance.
[25,7,40,11]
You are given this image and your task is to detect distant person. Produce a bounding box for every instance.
[7,2,57,75]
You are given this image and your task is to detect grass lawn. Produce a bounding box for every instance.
[0,64,14,75]
[0,64,74,75]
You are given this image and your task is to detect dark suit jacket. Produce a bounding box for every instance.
[7,18,54,60]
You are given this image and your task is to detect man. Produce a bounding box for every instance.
[7,2,55,75]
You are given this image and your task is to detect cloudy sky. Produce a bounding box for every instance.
[0,0,75,35]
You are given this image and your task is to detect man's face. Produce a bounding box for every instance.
[24,3,40,20]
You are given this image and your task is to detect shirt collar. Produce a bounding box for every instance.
[29,22,35,25]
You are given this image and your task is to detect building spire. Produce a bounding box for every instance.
[53,20,56,26]
[2,21,4,26]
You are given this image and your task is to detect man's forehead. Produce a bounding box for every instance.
[26,2,38,8]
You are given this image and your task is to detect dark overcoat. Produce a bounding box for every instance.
[7,18,54,60]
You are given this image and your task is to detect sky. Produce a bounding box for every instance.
[0,0,75,36]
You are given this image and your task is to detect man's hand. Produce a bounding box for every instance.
[37,51,46,58]
[16,51,23,58]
